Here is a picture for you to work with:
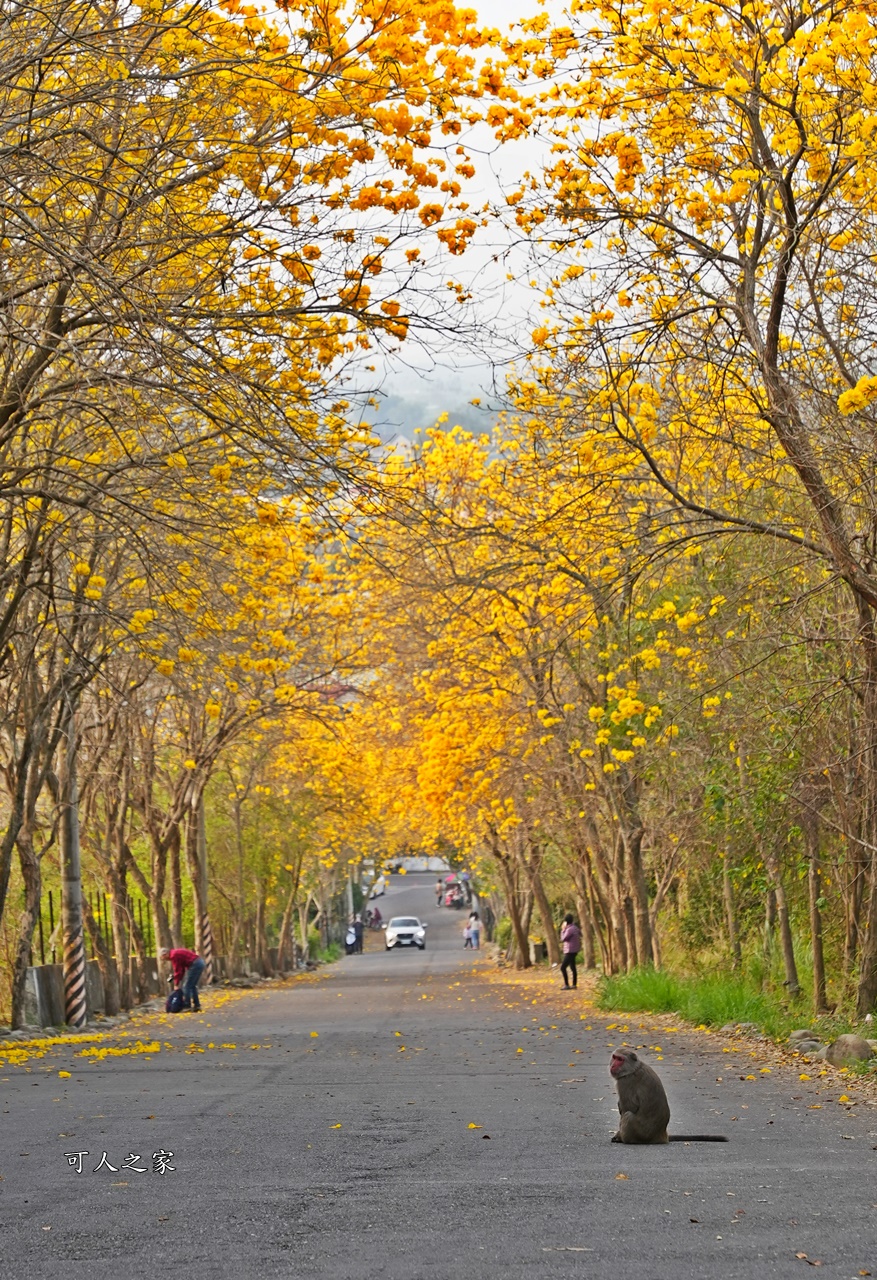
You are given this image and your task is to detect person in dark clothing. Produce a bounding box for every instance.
[160,947,205,1011]
[353,916,364,954]
[559,914,582,990]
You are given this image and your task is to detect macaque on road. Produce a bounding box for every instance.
[609,1049,728,1144]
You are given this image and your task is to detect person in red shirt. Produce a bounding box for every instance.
[159,947,205,1011]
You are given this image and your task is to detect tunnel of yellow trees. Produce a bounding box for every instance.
[4,0,877,1027]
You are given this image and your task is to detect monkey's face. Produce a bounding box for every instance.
[609,1050,638,1078]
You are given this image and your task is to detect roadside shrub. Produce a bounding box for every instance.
[494,917,512,949]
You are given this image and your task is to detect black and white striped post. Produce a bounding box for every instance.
[61,697,87,1027]
[196,796,214,984]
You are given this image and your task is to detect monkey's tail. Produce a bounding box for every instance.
[669,1135,728,1142]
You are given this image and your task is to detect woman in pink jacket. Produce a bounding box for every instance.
[559,915,582,990]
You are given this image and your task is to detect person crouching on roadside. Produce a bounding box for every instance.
[159,946,205,1012]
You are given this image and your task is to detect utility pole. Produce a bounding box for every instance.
[61,696,87,1027]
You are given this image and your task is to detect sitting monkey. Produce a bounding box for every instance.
[610,1048,728,1144]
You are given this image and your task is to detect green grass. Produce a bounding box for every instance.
[596,967,858,1041]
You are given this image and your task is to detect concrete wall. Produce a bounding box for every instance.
[22,964,65,1027]
[85,960,105,1016]
[137,957,162,997]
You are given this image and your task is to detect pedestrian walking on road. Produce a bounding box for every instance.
[436,877,444,906]
[353,915,364,953]
[160,947,205,1012]
[468,911,482,950]
[559,915,582,990]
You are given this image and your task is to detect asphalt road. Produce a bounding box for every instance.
[1,872,875,1279]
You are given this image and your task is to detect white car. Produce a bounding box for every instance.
[383,916,427,950]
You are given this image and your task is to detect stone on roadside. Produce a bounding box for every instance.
[787,1030,825,1055]
[824,1033,874,1066]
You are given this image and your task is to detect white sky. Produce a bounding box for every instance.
[369,0,556,441]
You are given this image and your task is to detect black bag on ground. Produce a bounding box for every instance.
[165,988,185,1014]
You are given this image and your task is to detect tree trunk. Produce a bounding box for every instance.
[763,885,777,960]
[521,892,534,940]
[297,899,312,962]
[607,894,628,973]
[856,851,877,1015]
[623,895,637,970]
[231,795,246,963]
[492,835,532,969]
[577,838,613,971]
[111,890,131,1009]
[844,878,861,978]
[255,892,274,975]
[802,811,829,1015]
[607,834,630,973]
[527,855,561,965]
[855,617,877,1014]
[0,735,34,942]
[277,882,297,970]
[722,853,741,970]
[83,899,121,1016]
[500,860,531,969]
[765,851,800,996]
[10,827,41,1028]
[625,824,653,966]
[170,824,184,947]
[123,842,172,954]
[571,867,597,969]
[615,768,653,966]
[89,826,135,1009]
